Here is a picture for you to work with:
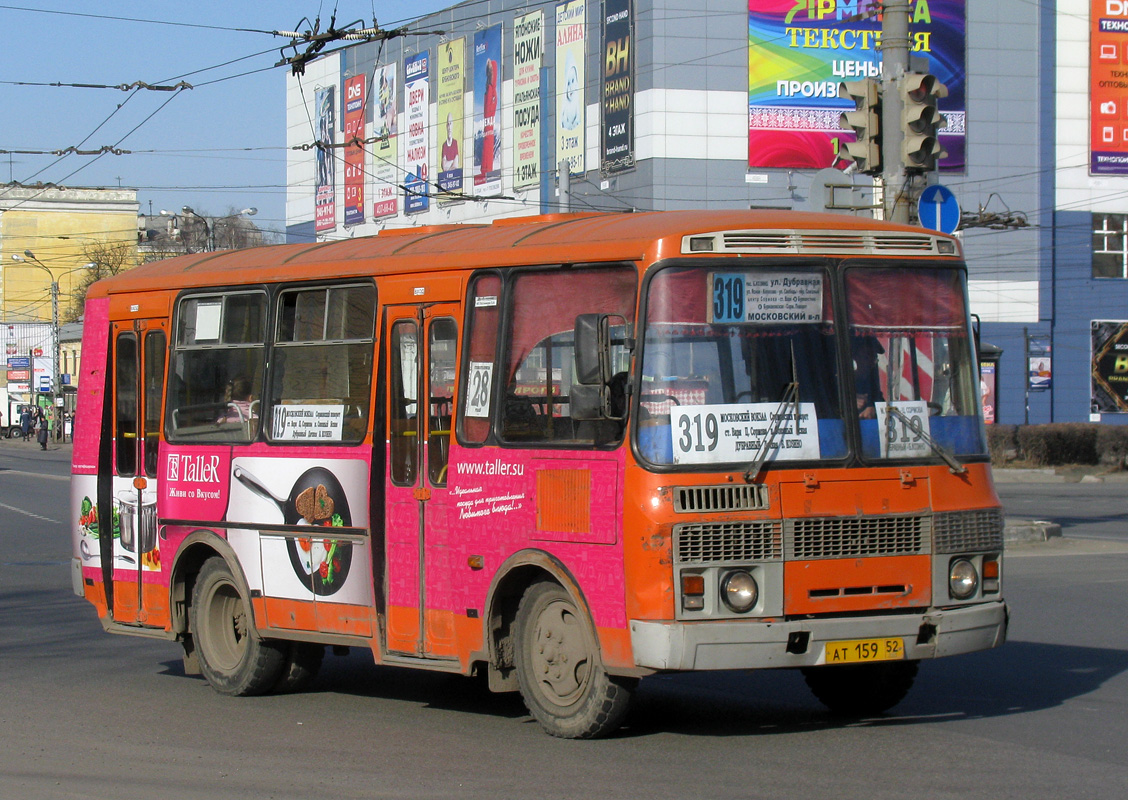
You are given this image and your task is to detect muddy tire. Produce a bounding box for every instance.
[191,557,285,696]
[802,660,919,717]
[514,581,634,739]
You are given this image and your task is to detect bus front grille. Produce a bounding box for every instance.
[672,484,769,513]
[674,520,783,563]
[785,514,930,560]
[933,508,1005,553]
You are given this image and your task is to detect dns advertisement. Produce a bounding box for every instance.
[1092,320,1128,413]
[747,0,966,172]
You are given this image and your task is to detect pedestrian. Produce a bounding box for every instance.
[20,406,32,441]
[36,408,49,450]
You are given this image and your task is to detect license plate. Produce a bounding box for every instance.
[824,637,904,664]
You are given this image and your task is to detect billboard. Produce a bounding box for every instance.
[747,0,966,172]
[1092,320,1128,413]
[372,63,400,219]
[1091,0,1128,174]
[405,51,431,214]
[556,0,586,176]
[473,24,504,196]
[343,73,366,226]
[437,39,466,197]
[513,11,544,190]
[601,0,634,176]
[314,86,336,232]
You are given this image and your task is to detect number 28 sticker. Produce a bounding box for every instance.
[465,362,493,418]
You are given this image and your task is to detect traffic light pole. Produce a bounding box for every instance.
[881,0,911,224]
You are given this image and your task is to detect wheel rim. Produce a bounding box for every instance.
[529,597,591,708]
[200,577,248,672]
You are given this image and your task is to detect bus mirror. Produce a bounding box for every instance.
[574,313,609,385]
[570,383,604,421]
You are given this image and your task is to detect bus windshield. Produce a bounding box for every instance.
[845,265,986,460]
[637,263,845,466]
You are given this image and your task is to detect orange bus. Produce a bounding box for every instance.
[70,210,1006,738]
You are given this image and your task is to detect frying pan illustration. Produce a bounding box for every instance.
[233,465,353,596]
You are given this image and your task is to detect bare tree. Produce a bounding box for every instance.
[64,240,138,323]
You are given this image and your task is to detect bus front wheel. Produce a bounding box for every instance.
[514,581,634,739]
[802,660,919,717]
[191,557,285,696]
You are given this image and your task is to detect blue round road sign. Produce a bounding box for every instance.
[918,184,961,235]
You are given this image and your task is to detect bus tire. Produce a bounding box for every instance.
[191,557,285,696]
[514,581,634,739]
[273,643,324,694]
[802,660,919,717]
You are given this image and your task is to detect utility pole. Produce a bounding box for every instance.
[880,0,911,223]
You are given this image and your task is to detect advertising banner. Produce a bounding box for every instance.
[1092,320,1128,413]
[1028,334,1051,391]
[1091,0,1128,174]
[372,63,400,219]
[4,323,52,393]
[747,0,966,172]
[601,0,634,176]
[474,24,504,196]
[437,39,466,197]
[405,51,431,214]
[343,73,366,226]
[556,0,586,176]
[513,11,544,191]
[314,86,336,232]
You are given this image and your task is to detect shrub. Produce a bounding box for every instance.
[1096,425,1128,467]
[987,425,1018,465]
[1014,423,1099,466]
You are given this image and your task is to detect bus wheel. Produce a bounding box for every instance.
[191,557,285,696]
[273,643,324,694]
[802,660,919,717]
[514,581,634,739]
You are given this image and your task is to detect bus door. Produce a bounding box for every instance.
[110,319,167,625]
[384,304,460,659]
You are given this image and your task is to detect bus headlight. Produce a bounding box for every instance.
[720,570,758,613]
[948,558,979,600]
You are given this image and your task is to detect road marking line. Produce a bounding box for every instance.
[0,501,60,524]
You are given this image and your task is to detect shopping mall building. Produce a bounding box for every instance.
[283,0,1128,427]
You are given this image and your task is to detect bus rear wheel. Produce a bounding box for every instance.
[802,660,919,717]
[514,581,634,739]
[191,557,285,696]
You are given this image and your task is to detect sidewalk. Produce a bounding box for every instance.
[0,432,74,464]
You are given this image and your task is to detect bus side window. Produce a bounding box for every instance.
[167,292,266,443]
[500,265,636,446]
[115,333,139,476]
[459,273,502,445]
[269,284,376,444]
[428,317,458,485]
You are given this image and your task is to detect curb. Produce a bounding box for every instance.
[1004,518,1062,543]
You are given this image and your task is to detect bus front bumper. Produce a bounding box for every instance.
[629,601,1007,671]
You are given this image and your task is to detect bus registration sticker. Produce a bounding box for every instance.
[824,637,904,664]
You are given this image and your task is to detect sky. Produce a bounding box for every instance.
[0,1,450,242]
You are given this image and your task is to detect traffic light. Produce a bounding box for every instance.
[900,72,948,171]
[838,79,882,175]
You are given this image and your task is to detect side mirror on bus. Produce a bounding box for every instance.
[574,313,611,386]
[573,313,630,422]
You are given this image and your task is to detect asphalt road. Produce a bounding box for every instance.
[3,442,1127,799]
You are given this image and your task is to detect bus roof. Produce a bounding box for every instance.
[91,210,958,298]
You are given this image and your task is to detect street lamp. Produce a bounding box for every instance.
[164,206,257,252]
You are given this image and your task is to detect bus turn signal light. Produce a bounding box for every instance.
[682,574,705,610]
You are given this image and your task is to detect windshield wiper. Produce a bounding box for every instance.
[744,343,800,484]
[884,405,967,474]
